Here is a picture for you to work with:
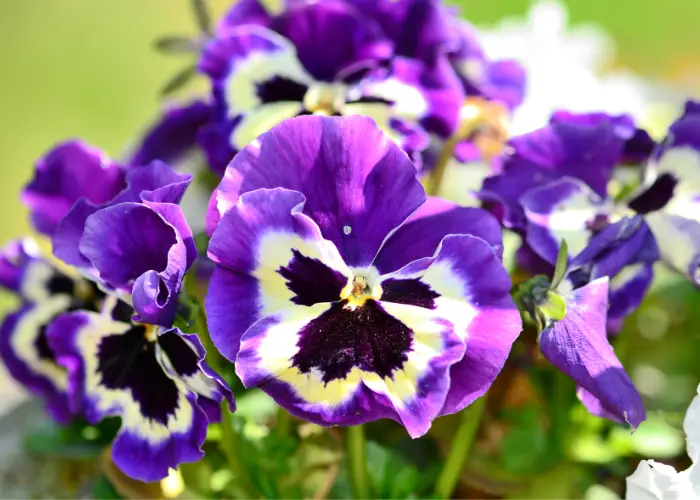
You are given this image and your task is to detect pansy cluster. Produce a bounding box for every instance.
[1,0,699,495]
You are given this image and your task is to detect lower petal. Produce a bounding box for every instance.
[48,311,209,480]
[539,279,645,427]
[521,178,608,264]
[232,102,303,150]
[645,212,700,286]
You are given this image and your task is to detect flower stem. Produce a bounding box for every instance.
[220,400,257,498]
[276,407,292,438]
[433,396,488,499]
[347,425,370,499]
[425,134,460,197]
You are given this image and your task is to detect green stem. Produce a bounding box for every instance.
[220,400,257,498]
[425,134,460,197]
[433,396,488,499]
[196,305,225,373]
[347,425,370,499]
[276,407,292,438]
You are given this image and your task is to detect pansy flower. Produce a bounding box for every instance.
[626,381,700,498]
[635,100,700,286]
[517,234,646,427]
[48,297,234,481]
[200,0,465,172]
[51,159,195,326]
[480,111,658,328]
[0,239,103,422]
[205,115,521,437]
[22,141,126,237]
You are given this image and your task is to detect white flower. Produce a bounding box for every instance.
[476,0,663,135]
[625,386,700,499]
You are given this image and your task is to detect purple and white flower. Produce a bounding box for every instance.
[0,239,103,422]
[48,298,234,481]
[52,160,196,326]
[199,0,467,172]
[205,115,521,437]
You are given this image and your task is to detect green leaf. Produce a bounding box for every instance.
[160,64,197,96]
[501,407,553,474]
[153,35,200,54]
[191,0,212,34]
[91,476,123,500]
[551,239,569,290]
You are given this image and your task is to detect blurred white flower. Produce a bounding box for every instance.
[625,386,700,499]
[477,0,670,135]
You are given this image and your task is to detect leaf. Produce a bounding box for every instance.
[160,64,197,96]
[153,35,200,54]
[501,407,553,474]
[550,239,569,290]
[91,476,123,499]
[191,0,212,34]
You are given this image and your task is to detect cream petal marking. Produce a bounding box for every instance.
[11,296,71,390]
[253,230,352,316]
[224,29,314,115]
[75,312,196,444]
[231,102,304,150]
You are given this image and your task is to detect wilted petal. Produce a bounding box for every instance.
[539,278,645,427]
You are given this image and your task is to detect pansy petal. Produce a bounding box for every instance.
[0,301,72,423]
[217,0,274,34]
[0,240,38,294]
[48,311,208,481]
[117,161,193,205]
[207,115,426,267]
[127,101,214,168]
[645,212,700,286]
[383,234,520,416]
[625,460,695,500]
[236,299,465,438]
[539,278,645,427]
[156,330,235,423]
[80,204,174,289]
[207,188,351,360]
[373,197,503,274]
[22,141,125,236]
[521,178,608,263]
[200,26,313,115]
[607,263,654,333]
[232,101,304,150]
[53,199,102,268]
[271,0,391,81]
[351,0,456,62]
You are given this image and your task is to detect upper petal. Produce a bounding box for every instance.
[207,115,426,267]
[22,141,126,236]
[373,196,503,275]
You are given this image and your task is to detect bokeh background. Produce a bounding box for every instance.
[0,2,699,493]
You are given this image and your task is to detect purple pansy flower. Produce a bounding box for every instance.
[537,276,646,427]
[481,111,659,329]
[512,103,700,297]
[52,160,195,326]
[48,297,234,481]
[0,239,104,423]
[204,115,521,437]
[22,141,126,236]
[200,0,464,172]
[634,101,700,285]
